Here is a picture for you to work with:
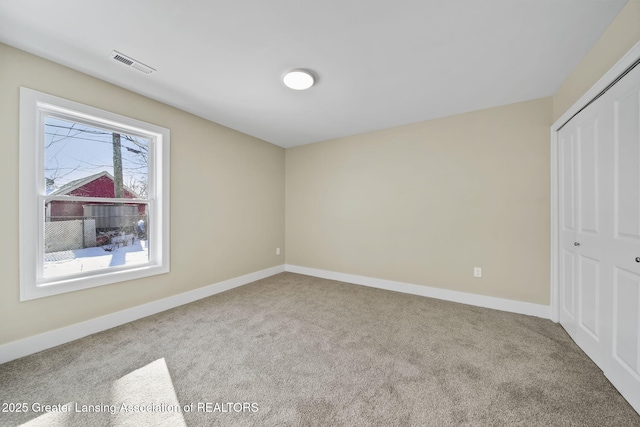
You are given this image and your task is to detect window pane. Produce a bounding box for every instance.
[21,87,169,300]
[43,202,149,279]
[44,116,149,199]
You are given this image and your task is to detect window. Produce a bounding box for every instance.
[19,87,170,300]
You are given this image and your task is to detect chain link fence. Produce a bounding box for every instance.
[45,214,148,253]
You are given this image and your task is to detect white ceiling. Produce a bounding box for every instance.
[0,0,628,148]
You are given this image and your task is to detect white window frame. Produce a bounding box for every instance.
[19,87,170,301]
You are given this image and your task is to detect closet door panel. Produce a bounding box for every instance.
[614,88,640,240]
[559,125,577,333]
[573,108,606,366]
[578,254,600,339]
[606,64,640,411]
[561,131,576,233]
[613,268,640,375]
[578,118,599,235]
[562,249,576,320]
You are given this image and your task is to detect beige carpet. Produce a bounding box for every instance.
[1,272,638,426]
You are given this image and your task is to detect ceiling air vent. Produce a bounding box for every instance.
[109,50,155,74]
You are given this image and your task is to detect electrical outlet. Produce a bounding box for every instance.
[474,267,482,278]
[276,248,280,255]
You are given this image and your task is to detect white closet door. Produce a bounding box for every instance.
[574,101,608,369]
[559,61,640,413]
[559,121,578,337]
[604,63,640,409]
[558,101,608,370]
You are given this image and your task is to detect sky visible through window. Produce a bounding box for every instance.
[44,116,149,198]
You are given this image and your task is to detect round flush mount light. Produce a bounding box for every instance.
[283,69,315,90]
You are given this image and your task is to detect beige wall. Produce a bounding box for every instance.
[553,0,640,121]
[285,1,640,308]
[286,98,552,305]
[0,43,285,345]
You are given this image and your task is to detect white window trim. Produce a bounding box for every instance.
[19,87,170,301]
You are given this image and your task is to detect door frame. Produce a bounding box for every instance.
[550,40,640,322]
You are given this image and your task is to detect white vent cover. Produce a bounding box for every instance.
[109,50,155,74]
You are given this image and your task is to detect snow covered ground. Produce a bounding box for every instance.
[44,239,148,279]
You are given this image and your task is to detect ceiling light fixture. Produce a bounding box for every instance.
[283,69,315,90]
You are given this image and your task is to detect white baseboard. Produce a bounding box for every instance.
[1,263,551,365]
[0,265,285,365]
[285,264,551,319]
